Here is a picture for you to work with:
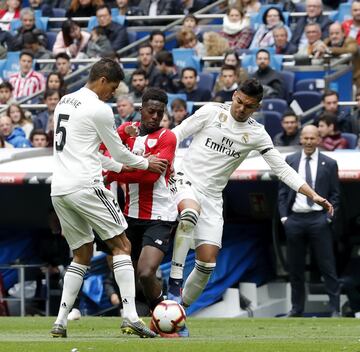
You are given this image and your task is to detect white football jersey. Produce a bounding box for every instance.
[173,103,305,198]
[51,87,148,196]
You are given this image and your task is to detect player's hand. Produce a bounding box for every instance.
[313,194,334,216]
[147,154,168,174]
[125,123,139,137]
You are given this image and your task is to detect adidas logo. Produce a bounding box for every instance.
[122,298,128,304]
[61,302,67,308]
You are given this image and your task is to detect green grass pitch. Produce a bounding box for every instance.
[0,317,360,352]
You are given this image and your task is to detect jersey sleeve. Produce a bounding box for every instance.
[99,153,123,173]
[109,129,177,184]
[172,104,214,143]
[92,104,148,170]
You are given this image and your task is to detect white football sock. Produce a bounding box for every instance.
[55,262,88,327]
[113,254,138,322]
[170,208,199,280]
[182,260,216,307]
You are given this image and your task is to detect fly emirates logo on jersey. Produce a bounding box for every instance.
[204,136,241,159]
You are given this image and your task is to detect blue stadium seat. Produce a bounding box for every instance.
[261,98,288,115]
[45,31,57,51]
[0,59,6,79]
[341,132,358,149]
[198,72,214,92]
[128,31,137,44]
[2,51,21,79]
[263,110,282,139]
[172,48,201,72]
[278,70,295,101]
[292,91,322,122]
[295,79,323,92]
[166,93,187,112]
[111,8,120,17]
[87,15,125,32]
[336,3,351,22]
[294,2,306,12]
[241,54,283,74]
[52,8,66,17]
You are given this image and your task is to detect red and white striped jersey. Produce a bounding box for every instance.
[108,122,178,221]
[9,70,45,99]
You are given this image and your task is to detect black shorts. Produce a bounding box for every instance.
[125,217,177,261]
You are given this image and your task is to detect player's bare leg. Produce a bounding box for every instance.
[106,233,156,338]
[182,244,218,307]
[51,242,93,338]
[137,245,165,311]
[168,199,201,301]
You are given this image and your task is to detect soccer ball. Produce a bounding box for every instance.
[151,300,186,333]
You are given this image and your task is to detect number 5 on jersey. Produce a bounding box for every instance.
[55,114,70,151]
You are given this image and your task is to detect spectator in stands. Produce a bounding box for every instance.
[249,7,291,49]
[32,89,60,134]
[318,112,348,150]
[176,27,205,57]
[85,27,114,58]
[53,19,91,59]
[170,98,188,127]
[278,124,340,318]
[220,7,254,49]
[116,0,143,18]
[0,81,16,105]
[230,0,260,16]
[274,112,301,147]
[342,0,360,45]
[179,67,212,103]
[263,0,296,12]
[149,30,165,55]
[0,0,21,31]
[159,110,173,129]
[251,49,285,99]
[181,14,201,41]
[55,53,72,77]
[137,0,177,16]
[291,0,332,49]
[129,69,148,104]
[0,28,16,54]
[46,72,67,97]
[7,103,33,139]
[0,133,13,148]
[180,0,210,14]
[12,8,48,51]
[136,44,158,87]
[203,31,229,58]
[23,31,54,74]
[28,0,54,17]
[153,51,180,93]
[315,90,353,133]
[29,128,49,147]
[0,115,31,148]
[66,0,103,17]
[9,50,46,100]
[213,65,238,103]
[95,4,129,52]
[273,26,297,54]
[295,23,325,60]
[114,95,140,127]
[320,22,360,88]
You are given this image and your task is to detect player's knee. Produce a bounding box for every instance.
[137,266,157,286]
[111,234,132,256]
[178,208,200,233]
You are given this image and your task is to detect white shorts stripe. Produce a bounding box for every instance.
[94,187,121,224]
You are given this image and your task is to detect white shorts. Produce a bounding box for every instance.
[170,173,224,248]
[52,187,127,250]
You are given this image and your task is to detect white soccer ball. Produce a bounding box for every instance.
[152,300,186,333]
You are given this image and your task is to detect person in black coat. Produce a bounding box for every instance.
[278,124,340,317]
[291,0,333,48]
[95,5,129,52]
[137,0,177,16]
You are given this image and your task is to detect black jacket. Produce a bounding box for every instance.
[137,0,176,15]
[96,22,129,52]
[276,41,298,54]
[252,66,285,99]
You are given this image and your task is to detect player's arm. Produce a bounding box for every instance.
[172,104,212,144]
[98,152,123,173]
[108,131,177,184]
[93,105,166,173]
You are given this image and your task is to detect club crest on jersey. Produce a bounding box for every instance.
[219,113,227,123]
[147,138,158,148]
[241,133,249,144]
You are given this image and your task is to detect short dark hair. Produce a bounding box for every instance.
[30,129,49,142]
[318,111,339,131]
[0,81,13,91]
[44,89,60,100]
[238,79,263,102]
[155,51,173,66]
[149,30,165,42]
[256,49,270,58]
[183,13,198,24]
[55,52,70,61]
[282,111,299,121]
[22,31,39,45]
[88,58,125,83]
[322,90,339,100]
[131,68,147,80]
[171,98,187,110]
[262,7,285,25]
[96,4,111,15]
[221,64,237,74]
[20,50,34,60]
[138,43,153,54]
[142,87,168,105]
[181,67,197,78]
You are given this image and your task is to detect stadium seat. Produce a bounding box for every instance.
[0,59,6,79]
[45,31,57,51]
[241,54,283,74]
[295,79,324,92]
[341,132,358,149]
[87,15,125,32]
[294,2,306,12]
[261,98,288,115]
[263,110,282,139]
[52,8,66,17]
[127,31,137,44]
[278,70,295,101]
[336,3,352,22]
[111,8,120,17]
[2,51,21,79]
[292,91,322,122]
[166,93,187,112]
[172,48,201,72]
[198,72,215,92]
